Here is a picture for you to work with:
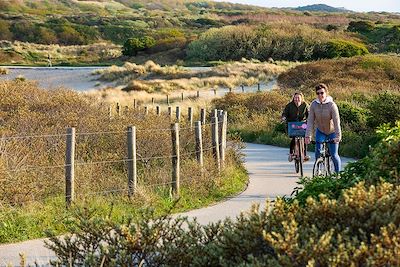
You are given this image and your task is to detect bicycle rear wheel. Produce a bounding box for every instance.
[313,158,326,177]
[295,159,299,173]
[299,138,304,177]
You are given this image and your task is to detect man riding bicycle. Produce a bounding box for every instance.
[281,92,310,162]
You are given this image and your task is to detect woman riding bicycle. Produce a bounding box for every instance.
[305,83,342,173]
[281,92,310,162]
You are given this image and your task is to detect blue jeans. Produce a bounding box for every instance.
[315,128,341,173]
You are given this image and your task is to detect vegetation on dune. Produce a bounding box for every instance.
[187,24,369,62]
[94,59,294,93]
[214,55,400,159]
[0,40,122,66]
[46,122,400,265]
[0,1,399,65]
[349,20,400,53]
[278,54,400,98]
[0,80,247,243]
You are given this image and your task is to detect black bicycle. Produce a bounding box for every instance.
[293,136,305,177]
[312,139,334,177]
[287,122,307,177]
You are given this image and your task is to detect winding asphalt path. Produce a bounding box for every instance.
[0,143,352,266]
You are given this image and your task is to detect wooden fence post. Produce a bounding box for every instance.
[213,89,217,96]
[144,106,148,115]
[211,115,220,173]
[156,105,160,116]
[127,126,137,198]
[181,92,184,102]
[116,102,121,116]
[166,95,170,105]
[176,106,181,122]
[195,121,204,169]
[200,108,206,125]
[188,107,193,128]
[108,105,112,119]
[151,97,154,105]
[133,99,137,109]
[171,123,180,196]
[168,106,172,119]
[257,83,260,91]
[241,85,244,92]
[220,111,228,169]
[65,127,75,207]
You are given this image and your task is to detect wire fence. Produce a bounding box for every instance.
[0,111,228,208]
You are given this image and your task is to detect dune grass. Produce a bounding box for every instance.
[93,59,297,94]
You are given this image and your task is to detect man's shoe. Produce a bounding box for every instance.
[304,155,310,162]
[288,154,293,162]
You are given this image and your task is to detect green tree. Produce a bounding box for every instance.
[122,36,156,56]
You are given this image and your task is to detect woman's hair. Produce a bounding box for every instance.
[315,83,329,94]
[292,92,304,102]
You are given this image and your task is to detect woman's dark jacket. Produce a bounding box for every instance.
[282,101,309,122]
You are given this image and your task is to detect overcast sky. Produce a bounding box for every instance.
[213,0,400,12]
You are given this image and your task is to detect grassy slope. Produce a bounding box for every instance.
[0,165,248,243]
[0,1,399,66]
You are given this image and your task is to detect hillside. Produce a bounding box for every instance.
[0,0,399,65]
[294,4,351,13]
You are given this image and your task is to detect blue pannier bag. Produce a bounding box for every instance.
[288,122,307,137]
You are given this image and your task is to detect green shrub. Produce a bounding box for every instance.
[325,39,369,58]
[340,130,378,158]
[47,181,400,266]
[292,121,400,205]
[336,101,368,131]
[348,20,376,33]
[100,25,145,44]
[0,19,12,40]
[367,91,400,128]
[122,36,156,56]
[56,25,85,45]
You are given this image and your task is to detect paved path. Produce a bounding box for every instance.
[0,143,351,266]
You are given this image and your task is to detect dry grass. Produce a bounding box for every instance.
[278,54,400,100]
[0,80,230,207]
[0,67,9,75]
[222,13,351,26]
[94,59,296,94]
[0,40,122,65]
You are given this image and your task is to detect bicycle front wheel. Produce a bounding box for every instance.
[326,156,334,176]
[313,158,326,177]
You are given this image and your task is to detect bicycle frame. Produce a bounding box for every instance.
[312,140,333,177]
